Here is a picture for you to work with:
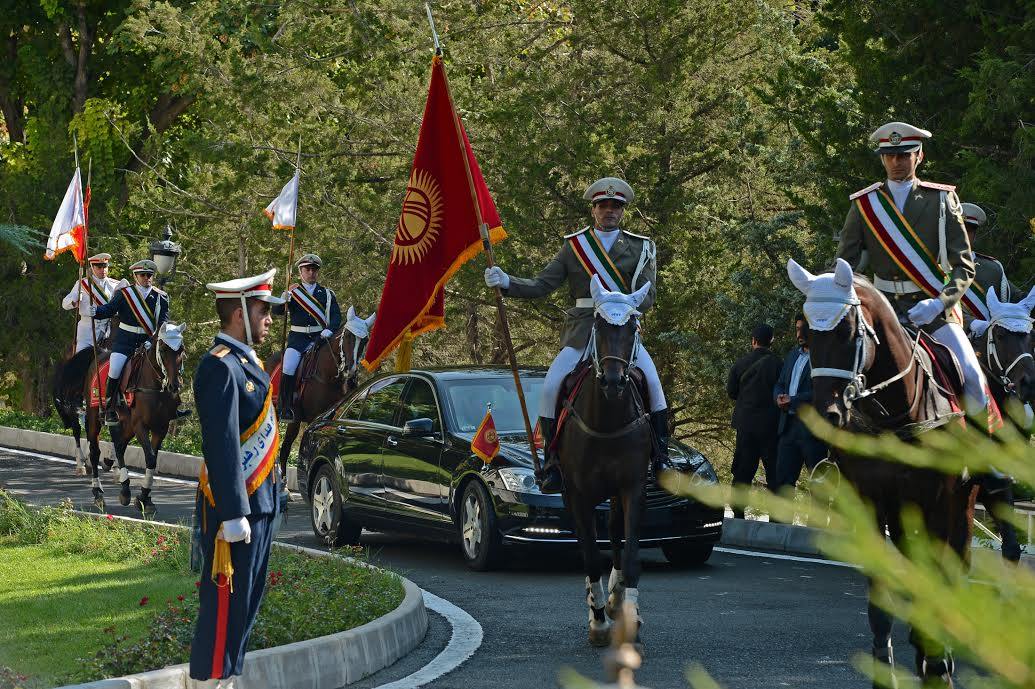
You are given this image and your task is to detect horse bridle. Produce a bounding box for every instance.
[330,327,367,387]
[586,317,642,386]
[980,319,1034,390]
[138,338,182,395]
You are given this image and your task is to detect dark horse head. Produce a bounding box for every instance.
[151,323,187,396]
[588,275,652,401]
[338,306,376,394]
[970,285,1035,407]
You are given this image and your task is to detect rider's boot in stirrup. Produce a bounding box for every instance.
[279,374,296,422]
[103,380,120,426]
[537,416,564,494]
[649,410,673,477]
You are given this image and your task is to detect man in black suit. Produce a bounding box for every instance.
[726,323,783,516]
[774,315,827,490]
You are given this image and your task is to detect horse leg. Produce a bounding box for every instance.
[605,498,626,620]
[279,421,301,486]
[71,413,88,477]
[113,430,132,507]
[572,491,610,647]
[620,488,645,651]
[134,427,158,518]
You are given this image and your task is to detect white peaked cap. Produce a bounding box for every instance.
[206,268,285,304]
[870,121,931,153]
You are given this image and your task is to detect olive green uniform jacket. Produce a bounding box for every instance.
[836,178,976,331]
[503,228,656,350]
[963,252,1022,328]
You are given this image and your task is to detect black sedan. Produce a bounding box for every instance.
[296,367,724,570]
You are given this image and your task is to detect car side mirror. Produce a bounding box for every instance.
[402,417,435,437]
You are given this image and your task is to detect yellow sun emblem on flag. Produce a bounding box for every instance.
[484,429,498,445]
[392,169,443,265]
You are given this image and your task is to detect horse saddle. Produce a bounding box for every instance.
[910,328,965,402]
[271,341,325,409]
[552,361,650,452]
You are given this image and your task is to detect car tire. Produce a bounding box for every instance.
[458,480,504,571]
[309,463,361,547]
[661,540,713,567]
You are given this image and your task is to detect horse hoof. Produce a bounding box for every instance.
[102,460,114,472]
[94,496,106,511]
[605,594,624,620]
[134,497,157,518]
[119,488,131,507]
[73,465,87,477]
[588,623,612,648]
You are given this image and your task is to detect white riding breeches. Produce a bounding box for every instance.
[74,320,108,354]
[283,348,303,376]
[539,346,667,418]
[932,322,988,410]
[108,352,129,380]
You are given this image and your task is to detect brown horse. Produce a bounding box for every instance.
[53,336,111,476]
[83,323,186,515]
[558,276,653,650]
[789,258,976,687]
[267,307,374,479]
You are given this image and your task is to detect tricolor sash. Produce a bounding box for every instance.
[123,285,159,336]
[199,384,279,508]
[855,190,984,318]
[80,278,112,307]
[290,286,330,328]
[569,229,629,294]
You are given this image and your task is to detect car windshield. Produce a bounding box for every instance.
[443,376,545,434]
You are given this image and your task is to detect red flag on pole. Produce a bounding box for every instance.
[471,408,501,463]
[361,55,506,371]
[45,167,86,264]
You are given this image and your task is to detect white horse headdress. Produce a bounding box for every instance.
[970,286,1035,336]
[787,258,859,331]
[344,306,376,339]
[158,322,186,351]
[589,274,651,326]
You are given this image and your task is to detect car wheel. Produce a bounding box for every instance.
[459,480,504,571]
[309,463,361,547]
[661,540,713,567]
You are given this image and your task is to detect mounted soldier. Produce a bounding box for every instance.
[272,253,342,421]
[483,176,670,494]
[835,121,989,414]
[92,259,176,426]
[960,202,1021,323]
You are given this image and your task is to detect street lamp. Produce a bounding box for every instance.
[150,224,182,287]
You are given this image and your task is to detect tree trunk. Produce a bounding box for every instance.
[466,301,482,364]
[0,31,25,143]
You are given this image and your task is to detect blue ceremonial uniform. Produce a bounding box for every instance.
[272,283,342,351]
[190,334,278,681]
[95,285,170,355]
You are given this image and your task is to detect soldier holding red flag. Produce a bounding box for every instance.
[483,177,671,493]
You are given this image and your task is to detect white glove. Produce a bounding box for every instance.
[89,306,97,317]
[320,329,332,339]
[484,266,510,289]
[907,298,944,327]
[220,517,251,543]
[281,290,290,301]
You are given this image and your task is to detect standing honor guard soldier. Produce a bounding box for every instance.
[272,253,341,421]
[92,259,176,426]
[62,253,124,354]
[835,122,989,413]
[484,177,671,494]
[190,269,284,688]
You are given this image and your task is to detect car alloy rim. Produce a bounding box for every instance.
[312,475,335,535]
[462,494,482,558]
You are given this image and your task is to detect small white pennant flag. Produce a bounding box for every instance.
[45,167,86,262]
[263,170,299,230]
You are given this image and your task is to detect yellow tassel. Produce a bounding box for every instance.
[211,534,234,593]
[395,334,414,373]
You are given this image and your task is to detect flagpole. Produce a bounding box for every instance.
[280,136,302,356]
[429,13,541,475]
[84,156,100,374]
[71,135,84,346]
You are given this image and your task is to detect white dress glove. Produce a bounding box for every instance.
[220,517,252,543]
[484,266,510,289]
[320,329,332,339]
[907,298,944,327]
[281,290,291,301]
[89,306,97,317]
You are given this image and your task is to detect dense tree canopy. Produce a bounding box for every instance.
[2,0,1032,471]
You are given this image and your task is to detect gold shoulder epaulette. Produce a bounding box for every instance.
[210,344,231,358]
[622,229,650,241]
[918,180,956,192]
[849,182,882,201]
[563,226,590,239]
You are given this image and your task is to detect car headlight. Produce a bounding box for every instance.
[496,467,541,494]
[691,459,718,485]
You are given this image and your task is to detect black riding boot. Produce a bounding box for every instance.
[103,378,121,426]
[649,409,673,477]
[537,416,564,494]
[279,374,296,422]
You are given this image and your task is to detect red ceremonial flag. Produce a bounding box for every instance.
[471,408,500,463]
[361,55,507,371]
[45,167,87,264]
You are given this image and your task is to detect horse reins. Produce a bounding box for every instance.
[979,319,1034,390]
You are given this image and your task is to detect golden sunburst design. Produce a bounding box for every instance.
[392,169,443,265]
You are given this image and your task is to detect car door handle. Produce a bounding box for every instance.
[386,436,398,446]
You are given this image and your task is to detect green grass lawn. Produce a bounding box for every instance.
[0,544,193,688]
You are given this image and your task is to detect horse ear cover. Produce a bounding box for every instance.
[347,305,357,321]
[786,259,815,295]
[987,286,1001,311]
[833,258,853,289]
[1022,286,1035,314]
[631,281,651,308]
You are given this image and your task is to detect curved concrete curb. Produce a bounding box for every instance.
[719,517,822,556]
[49,529,428,689]
[0,426,300,491]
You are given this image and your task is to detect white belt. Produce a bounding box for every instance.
[575,298,593,309]
[873,276,922,295]
[119,323,146,334]
[291,325,323,334]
